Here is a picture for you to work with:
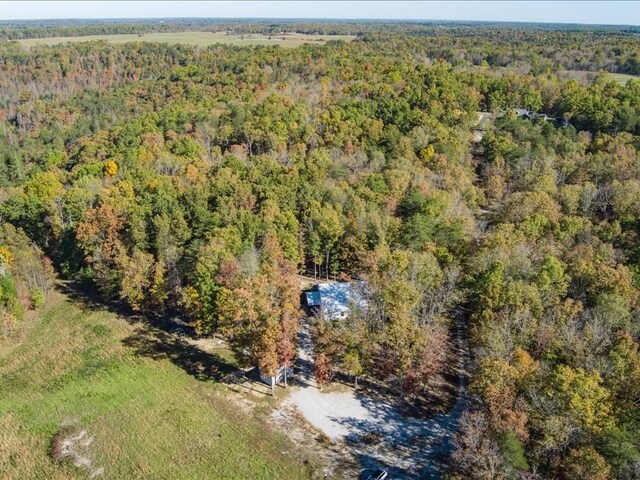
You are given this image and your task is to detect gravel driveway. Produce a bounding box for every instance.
[277,312,470,479]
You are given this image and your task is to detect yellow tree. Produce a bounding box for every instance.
[75,203,126,295]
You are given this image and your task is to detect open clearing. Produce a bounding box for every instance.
[16,31,355,50]
[559,69,640,84]
[0,281,467,479]
[0,288,322,479]
[457,64,639,85]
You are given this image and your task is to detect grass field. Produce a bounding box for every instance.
[560,69,640,85]
[17,31,355,50]
[456,65,639,85]
[0,289,321,479]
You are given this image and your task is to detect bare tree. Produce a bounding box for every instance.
[452,410,506,480]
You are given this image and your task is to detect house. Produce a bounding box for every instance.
[475,109,569,132]
[475,112,496,131]
[513,108,531,118]
[305,281,368,320]
[511,109,563,124]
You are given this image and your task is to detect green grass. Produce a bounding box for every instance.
[16,32,355,50]
[456,65,640,85]
[559,70,640,85]
[609,72,640,83]
[0,292,319,479]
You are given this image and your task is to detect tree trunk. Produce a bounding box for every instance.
[271,376,275,397]
[284,365,288,388]
[325,250,330,281]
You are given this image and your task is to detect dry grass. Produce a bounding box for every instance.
[0,291,321,479]
[16,31,355,51]
[50,421,104,478]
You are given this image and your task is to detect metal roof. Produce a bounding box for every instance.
[305,290,321,307]
[306,281,368,320]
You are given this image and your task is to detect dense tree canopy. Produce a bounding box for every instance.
[1,19,639,478]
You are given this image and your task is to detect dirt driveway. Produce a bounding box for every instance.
[275,314,470,479]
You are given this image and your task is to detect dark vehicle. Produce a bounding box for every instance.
[366,469,388,480]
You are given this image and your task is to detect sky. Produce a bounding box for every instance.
[0,1,639,26]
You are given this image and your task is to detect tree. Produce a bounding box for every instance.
[75,203,125,295]
[187,227,242,334]
[607,332,640,410]
[314,353,331,391]
[343,348,364,388]
[148,260,169,314]
[260,233,300,392]
[217,234,299,396]
[497,431,529,472]
[562,447,611,480]
[104,160,118,177]
[547,366,614,434]
[305,201,345,280]
[254,288,280,397]
[119,249,153,312]
[452,411,506,480]
[278,334,296,388]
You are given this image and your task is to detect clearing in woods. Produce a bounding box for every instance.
[457,64,640,85]
[0,287,322,479]
[558,69,640,84]
[16,31,355,50]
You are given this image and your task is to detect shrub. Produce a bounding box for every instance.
[498,430,529,471]
[562,446,611,480]
[29,289,45,309]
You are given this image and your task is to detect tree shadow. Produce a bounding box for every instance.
[348,375,467,475]
[357,454,413,480]
[55,280,237,383]
[121,325,237,382]
[326,377,468,479]
[56,279,133,318]
[289,357,315,388]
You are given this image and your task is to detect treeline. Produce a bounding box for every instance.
[0,22,183,40]
[0,30,639,478]
[360,28,640,75]
[3,19,640,74]
[0,18,374,40]
[0,224,55,340]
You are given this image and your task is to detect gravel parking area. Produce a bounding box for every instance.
[275,316,470,479]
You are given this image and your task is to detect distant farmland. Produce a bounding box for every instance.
[17,31,355,49]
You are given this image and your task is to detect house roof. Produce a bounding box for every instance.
[307,281,368,319]
[475,112,496,130]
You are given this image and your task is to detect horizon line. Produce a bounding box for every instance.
[1,17,639,28]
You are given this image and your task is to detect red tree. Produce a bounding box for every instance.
[314,354,331,391]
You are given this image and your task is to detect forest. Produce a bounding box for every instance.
[1,19,640,479]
